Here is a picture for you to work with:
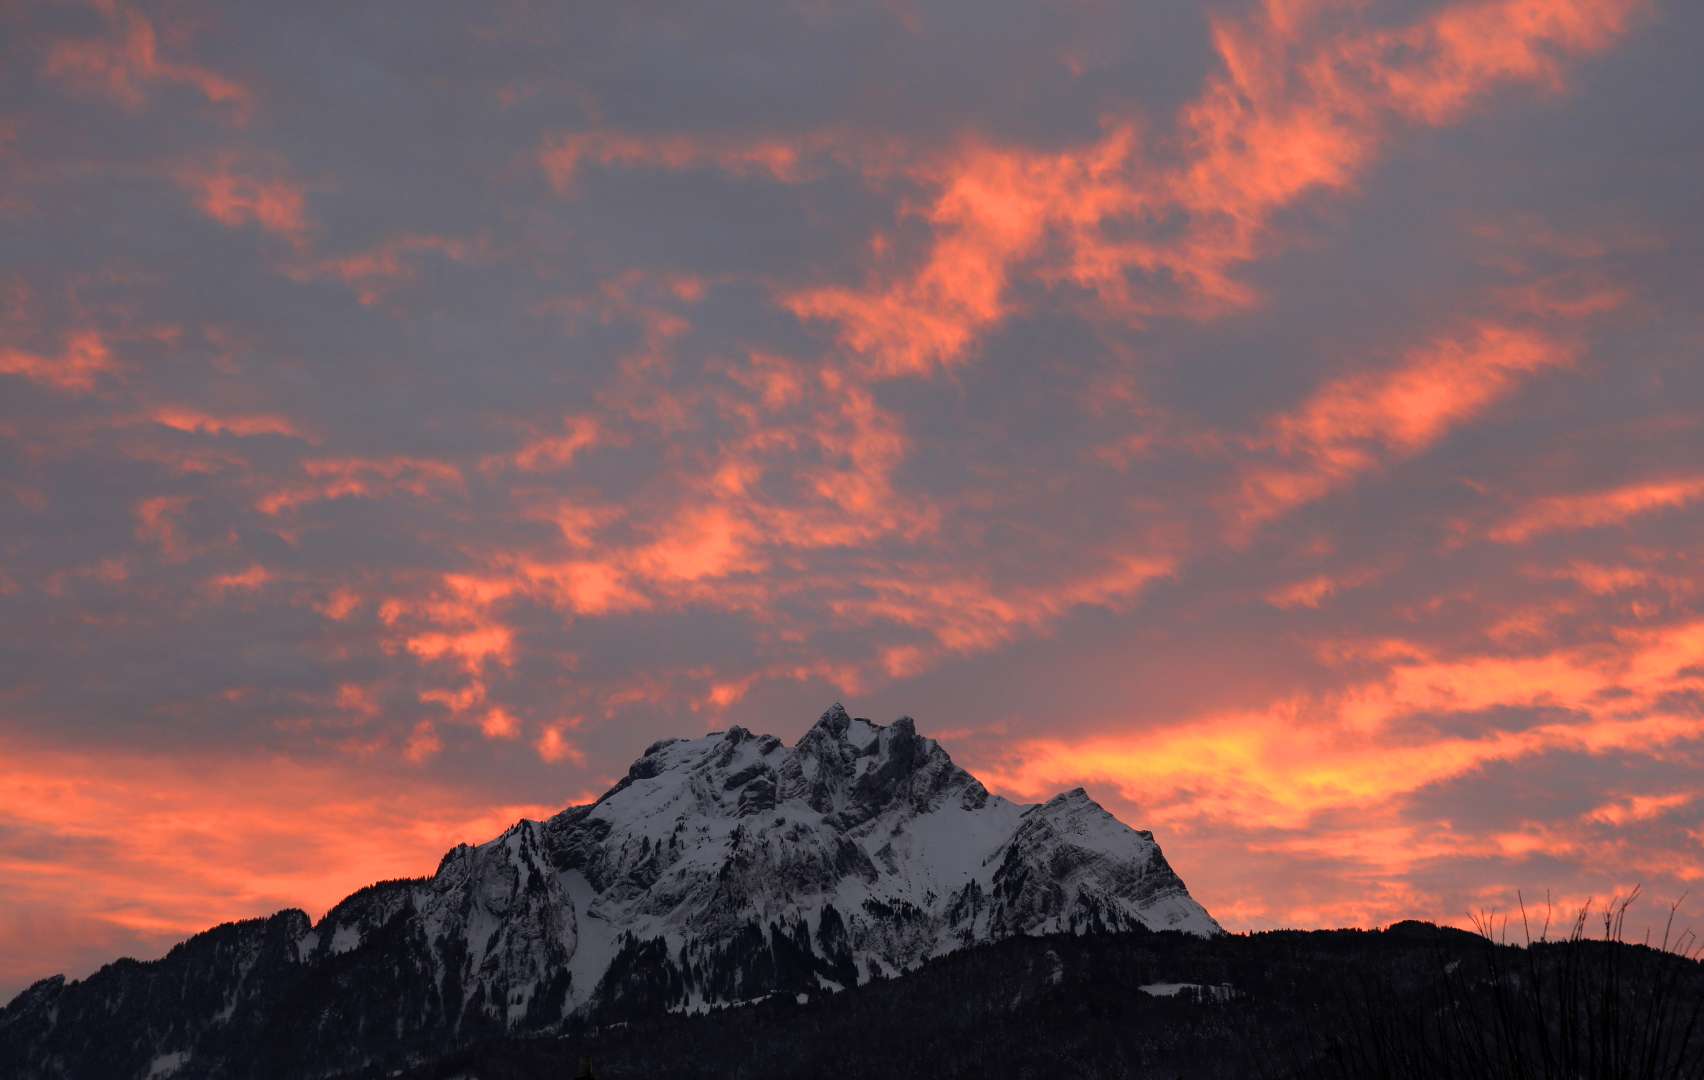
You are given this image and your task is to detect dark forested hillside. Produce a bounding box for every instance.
[361,919,1704,1080]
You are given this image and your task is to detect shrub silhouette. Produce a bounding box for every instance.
[1297,890,1704,1080]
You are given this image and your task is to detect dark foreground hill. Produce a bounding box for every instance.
[367,919,1704,1080]
[6,912,1702,1079]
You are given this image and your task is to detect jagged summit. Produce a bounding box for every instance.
[1,706,1220,1079]
[422,704,1218,1017]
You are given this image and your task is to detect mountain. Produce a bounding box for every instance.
[0,705,1218,1080]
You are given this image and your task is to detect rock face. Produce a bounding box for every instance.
[0,706,1220,1079]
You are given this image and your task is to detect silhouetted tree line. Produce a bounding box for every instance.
[354,897,1701,1080]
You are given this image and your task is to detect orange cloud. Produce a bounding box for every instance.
[479,707,519,739]
[0,329,116,392]
[1265,565,1385,609]
[256,456,465,514]
[787,133,1087,376]
[973,617,1704,926]
[507,415,601,471]
[631,503,760,583]
[302,456,463,494]
[364,344,932,668]
[311,234,478,305]
[536,725,583,765]
[1493,478,1704,542]
[1275,327,1571,456]
[178,153,311,243]
[405,626,513,672]
[540,131,806,192]
[403,720,441,762]
[134,494,193,558]
[208,563,272,593]
[839,554,1177,674]
[1237,322,1578,522]
[42,0,250,119]
[317,586,364,621]
[419,682,487,713]
[1588,791,1694,827]
[149,406,308,440]
[333,682,381,717]
[787,0,1641,377]
[1168,0,1644,278]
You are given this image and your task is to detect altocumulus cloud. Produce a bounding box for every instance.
[2,0,1703,1000]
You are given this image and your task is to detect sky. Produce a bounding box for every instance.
[2,0,1702,1003]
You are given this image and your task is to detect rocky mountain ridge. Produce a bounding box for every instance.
[0,705,1218,1079]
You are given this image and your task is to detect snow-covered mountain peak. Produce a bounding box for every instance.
[582,706,989,844]
[0,707,1226,1078]
[502,706,1220,1011]
[14,704,1219,1057]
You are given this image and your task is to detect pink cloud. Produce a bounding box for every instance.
[0,329,117,392]
[42,0,251,120]
[177,152,311,243]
